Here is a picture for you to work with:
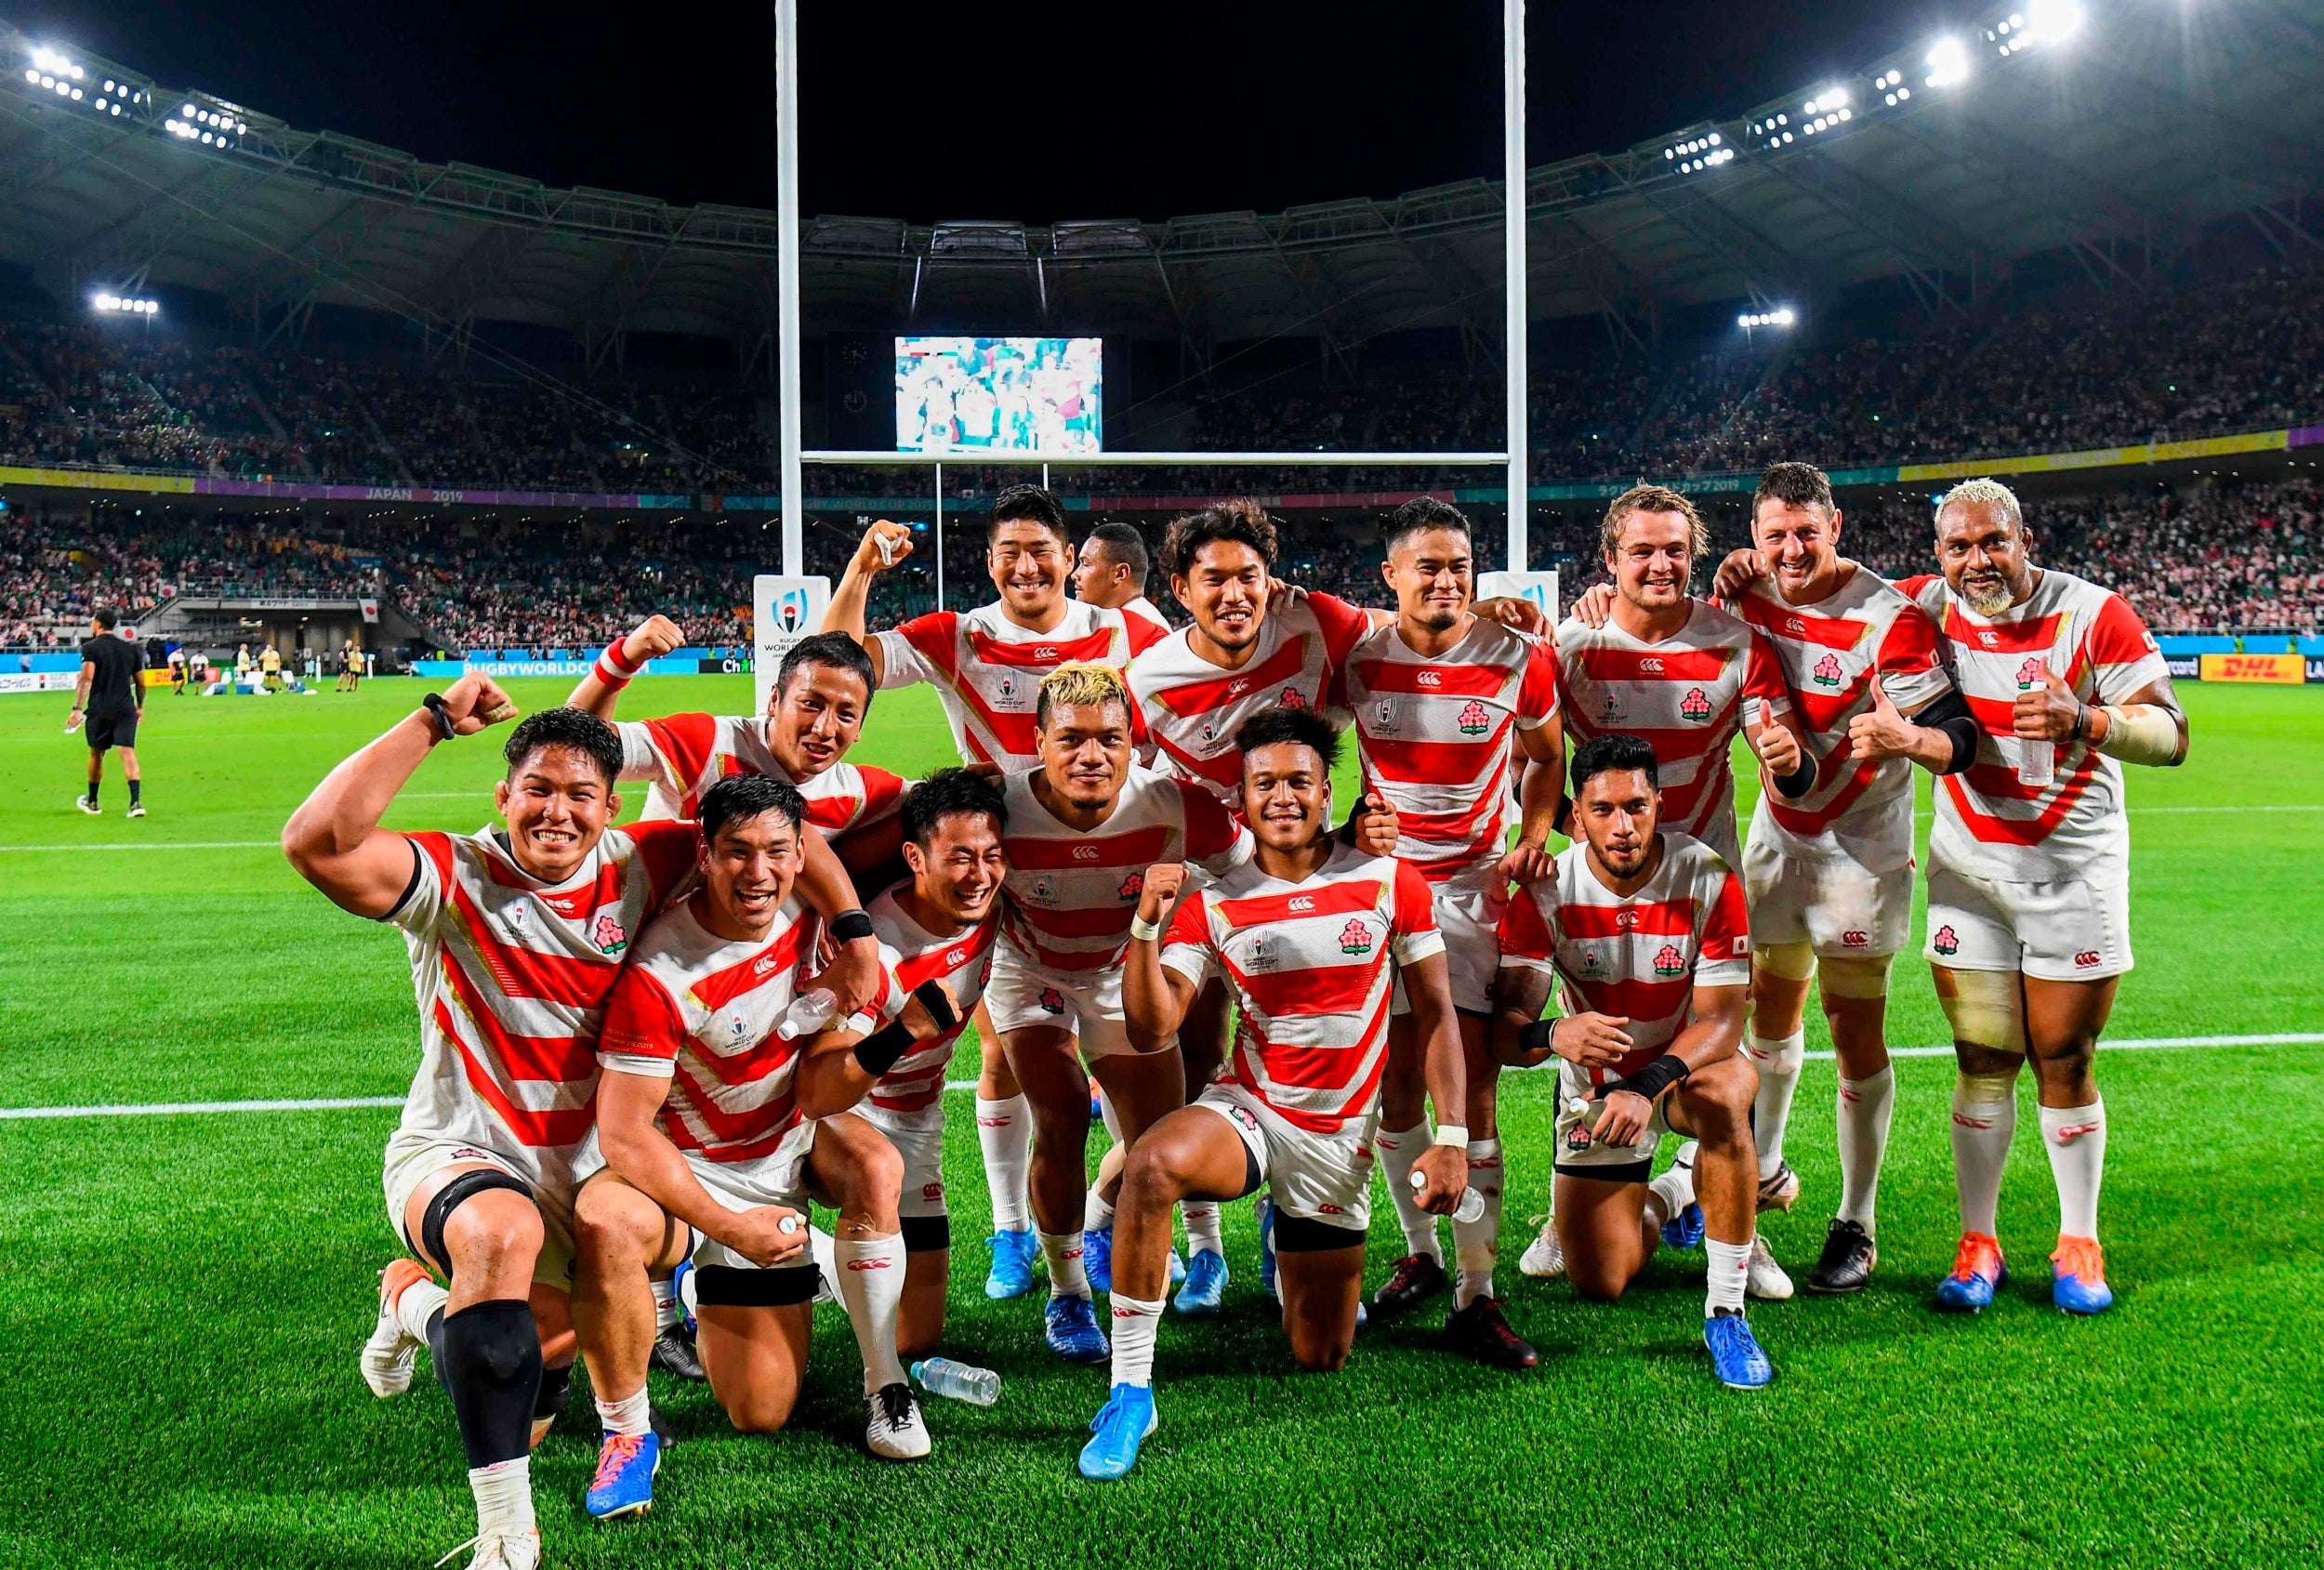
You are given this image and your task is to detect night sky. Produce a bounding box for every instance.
[17,1,1948,221]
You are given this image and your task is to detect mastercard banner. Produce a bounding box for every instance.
[2198,653,2304,684]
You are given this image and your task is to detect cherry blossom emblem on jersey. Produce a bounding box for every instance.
[1338,919,1375,957]
[591,914,627,955]
[2015,656,2045,689]
[1455,700,1491,735]
[1652,943,1686,977]
[1933,925,1960,956]
[1812,653,1843,687]
[1680,688,1712,721]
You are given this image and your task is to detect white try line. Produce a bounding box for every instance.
[0,840,282,851]
[5,1033,2318,1121]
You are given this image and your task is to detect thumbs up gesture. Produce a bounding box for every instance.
[1749,697,1803,777]
[2014,668,2086,742]
[1847,674,1917,761]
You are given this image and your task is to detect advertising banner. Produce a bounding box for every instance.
[753,575,832,714]
[2199,653,2304,684]
[0,671,80,695]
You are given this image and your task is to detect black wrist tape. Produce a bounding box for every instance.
[829,909,875,943]
[853,1019,916,1077]
[1776,758,1819,798]
[1518,1019,1559,1056]
[912,979,957,1034]
[1609,1054,1690,1102]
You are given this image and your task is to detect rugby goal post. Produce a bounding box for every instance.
[767,0,1533,579]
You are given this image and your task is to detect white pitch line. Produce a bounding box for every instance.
[2128,803,2324,815]
[0,840,281,852]
[5,1034,2317,1121]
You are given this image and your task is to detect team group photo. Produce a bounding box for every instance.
[3,2,2318,1567]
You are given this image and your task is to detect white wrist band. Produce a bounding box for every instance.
[1129,916,1163,943]
[1433,1124,1470,1149]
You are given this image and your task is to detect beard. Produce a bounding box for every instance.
[1961,576,2015,615]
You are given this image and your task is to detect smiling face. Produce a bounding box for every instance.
[494,745,619,883]
[1608,508,1695,613]
[697,808,802,938]
[1384,525,1472,634]
[1574,766,1660,881]
[1751,497,1842,600]
[1240,739,1330,854]
[1037,698,1134,811]
[989,519,1071,621]
[767,659,870,779]
[905,809,1008,926]
[1175,538,1271,655]
[1935,496,2034,615]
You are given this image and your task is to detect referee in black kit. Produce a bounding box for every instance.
[69,608,146,818]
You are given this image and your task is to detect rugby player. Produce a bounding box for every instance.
[286,691,884,1570]
[1332,496,1561,1367]
[991,662,1255,1363]
[1696,462,1981,1295]
[1539,485,1816,1285]
[1074,520,1174,639]
[1081,707,1469,1478]
[1891,478,2186,1315]
[574,775,961,1516]
[796,769,1008,1358]
[568,618,910,836]
[1492,733,1774,1389]
[824,486,1167,1301]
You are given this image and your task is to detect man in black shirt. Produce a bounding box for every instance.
[71,609,146,818]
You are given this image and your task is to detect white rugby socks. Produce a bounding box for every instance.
[1038,1228,1090,1299]
[1747,1031,1806,1181]
[1108,1292,1165,1388]
[1704,1237,1751,1317]
[593,1385,651,1438]
[1835,1066,1896,1233]
[392,1273,449,1345]
[976,1095,1032,1234]
[1451,1138,1503,1310]
[2039,1099,2106,1240]
[1084,1188,1115,1234]
[1949,1080,2018,1236]
[1182,1202,1223,1258]
[1648,1145,1697,1232]
[834,1233,909,1393]
[1374,1122,1444,1265]
[469,1455,536,1543]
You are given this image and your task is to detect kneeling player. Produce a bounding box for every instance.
[798,769,1008,1358]
[1491,734,1774,1389]
[1081,708,1470,1479]
[574,777,958,1517]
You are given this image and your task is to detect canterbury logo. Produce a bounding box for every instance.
[1288,895,1316,912]
[754,954,785,975]
[2053,1121,2102,1143]
[2074,950,2102,968]
[975,1115,1013,1127]
[845,1259,893,1272]
[1639,657,1664,673]
[945,948,968,967]
[1616,910,1640,930]
[1416,670,1442,687]
[1072,845,1101,862]
[1035,646,1059,660]
[1227,679,1251,696]
[1786,617,1806,634]
[1951,1114,1995,1130]
[1979,630,2000,647]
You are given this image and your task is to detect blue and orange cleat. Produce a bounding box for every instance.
[984,1228,1038,1300]
[585,1430,661,1520]
[1703,1308,1773,1389]
[1044,1292,1111,1364]
[1083,1224,1115,1294]
[1934,1232,2009,1313]
[2049,1234,2113,1315]
[1077,1383,1158,1480]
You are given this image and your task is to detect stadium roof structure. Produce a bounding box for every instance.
[2,2,2320,372]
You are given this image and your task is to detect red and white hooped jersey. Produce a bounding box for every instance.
[616,712,908,829]
[848,885,999,1116]
[1498,831,1751,1084]
[875,599,1166,773]
[1331,617,1560,890]
[1734,567,1951,871]
[1127,590,1373,804]
[596,895,825,1196]
[387,819,700,1193]
[1900,568,2170,884]
[1123,596,1174,640]
[1161,845,1444,1133]
[1554,600,1792,866]
[997,763,1252,973]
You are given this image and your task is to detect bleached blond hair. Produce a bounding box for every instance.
[1037,661,1131,731]
[1934,477,2025,534]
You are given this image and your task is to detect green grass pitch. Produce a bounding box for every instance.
[0,676,2318,1568]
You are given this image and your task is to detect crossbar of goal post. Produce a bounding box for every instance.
[798,450,1512,611]
[770,0,1530,578]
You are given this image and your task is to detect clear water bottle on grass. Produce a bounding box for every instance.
[912,1357,1000,1406]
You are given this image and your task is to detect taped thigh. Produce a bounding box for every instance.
[1818,954,1891,1000]
[1754,939,1816,982]
[1936,968,2028,1055]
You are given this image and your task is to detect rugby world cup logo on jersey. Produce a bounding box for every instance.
[1812,653,1842,687]
[590,914,627,955]
[1680,687,1712,722]
[1455,699,1491,735]
[1652,943,1686,977]
[1247,933,1277,972]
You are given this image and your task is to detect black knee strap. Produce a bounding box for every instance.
[694,1262,821,1308]
[900,1215,951,1254]
[534,1360,573,1421]
[1272,1211,1367,1253]
[436,1298,542,1469]
[420,1168,534,1279]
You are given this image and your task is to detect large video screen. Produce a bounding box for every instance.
[895,336,1102,454]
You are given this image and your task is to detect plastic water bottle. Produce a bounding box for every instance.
[2017,737,2054,788]
[777,987,836,1040]
[1409,1168,1488,1224]
[912,1357,1000,1406]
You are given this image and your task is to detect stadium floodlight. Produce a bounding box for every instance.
[1738,308,1797,329]
[2026,0,2085,42]
[93,295,159,315]
[1926,36,1971,86]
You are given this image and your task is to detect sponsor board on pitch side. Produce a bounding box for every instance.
[2199,653,2305,684]
[0,671,80,695]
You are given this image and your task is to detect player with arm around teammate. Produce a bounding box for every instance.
[795,769,1008,1360]
[1083,707,1471,1478]
[1891,479,2187,1316]
[1491,734,1773,1389]
[574,775,963,1517]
